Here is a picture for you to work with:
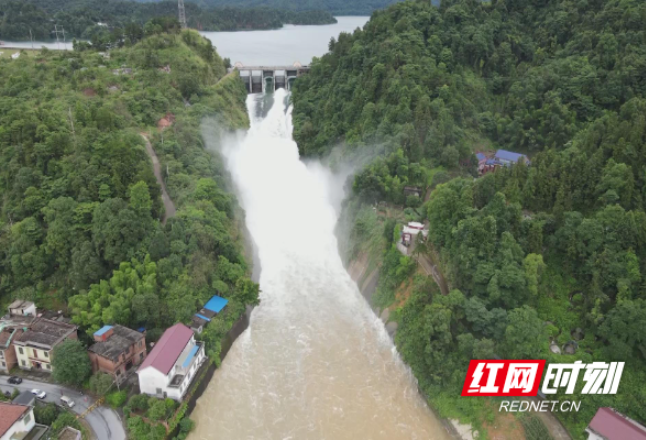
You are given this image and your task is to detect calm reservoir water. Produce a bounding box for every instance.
[200,16,369,65]
[189,87,449,439]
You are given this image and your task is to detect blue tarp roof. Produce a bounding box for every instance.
[94,325,113,336]
[182,345,200,368]
[203,295,228,313]
[137,327,146,333]
[195,313,211,322]
[495,149,528,163]
[476,153,487,161]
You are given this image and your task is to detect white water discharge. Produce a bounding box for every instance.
[188,90,449,440]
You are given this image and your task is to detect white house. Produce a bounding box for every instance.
[7,300,36,317]
[136,323,206,401]
[0,403,35,440]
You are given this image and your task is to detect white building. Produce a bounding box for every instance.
[7,300,36,318]
[0,403,35,440]
[136,323,206,401]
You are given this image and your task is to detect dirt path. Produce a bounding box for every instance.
[418,253,450,295]
[140,133,176,224]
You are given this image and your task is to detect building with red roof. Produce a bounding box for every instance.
[136,323,206,401]
[0,402,36,440]
[586,408,646,440]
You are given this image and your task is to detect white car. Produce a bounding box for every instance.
[31,389,46,399]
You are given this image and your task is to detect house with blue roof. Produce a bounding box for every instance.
[493,149,530,166]
[189,295,229,334]
[480,149,530,175]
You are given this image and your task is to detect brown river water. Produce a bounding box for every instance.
[187,91,449,440]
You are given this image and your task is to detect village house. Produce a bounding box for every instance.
[190,295,229,334]
[7,300,36,318]
[13,318,77,373]
[0,301,37,373]
[481,149,530,174]
[585,408,646,440]
[403,186,422,198]
[137,323,206,401]
[0,327,24,373]
[88,325,147,384]
[58,427,82,440]
[0,402,45,440]
[11,391,36,408]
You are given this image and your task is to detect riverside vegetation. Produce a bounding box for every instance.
[0,0,336,41]
[292,0,646,437]
[0,20,259,437]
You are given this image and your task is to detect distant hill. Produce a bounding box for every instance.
[133,0,403,16]
[0,0,336,40]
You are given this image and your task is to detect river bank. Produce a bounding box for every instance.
[344,251,467,440]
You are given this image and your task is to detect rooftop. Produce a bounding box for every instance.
[0,315,35,330]
[8,300,34,310]
[138,323,193,375]
[494,149,529,164]
[0,402,29,437]
[0,327,22,349]
[203,295,229,314]
[94,325,114,337]
[88,325,144,362]
[12,390,35,406]
[15,318,76,349]
[588,408,646,440]
[58,427,81,440]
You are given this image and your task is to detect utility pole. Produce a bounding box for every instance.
[178,0,187,29]
[29,29,34,50]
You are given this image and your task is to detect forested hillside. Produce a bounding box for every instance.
[0,25,258,360]
[137,0,401,16]
[292,0,646,437]
[0,0,336,41]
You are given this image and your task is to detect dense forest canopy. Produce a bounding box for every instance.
[0,0,336,40]
[292,0,646,437]
[136,0,402,16]
[0,25,258,363]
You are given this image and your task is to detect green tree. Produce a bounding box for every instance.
[52,339,92,387]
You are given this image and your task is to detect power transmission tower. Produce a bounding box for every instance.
[178,0,187,29]
[53,25,66,50]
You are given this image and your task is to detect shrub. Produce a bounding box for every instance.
[146,399,167,421]
[89,372,114,396]
[106,390,128,408]
[129,394,150,412]
[34,403,60,425]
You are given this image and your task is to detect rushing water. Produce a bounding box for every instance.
[188,91,448,440]
[200,16,369,65]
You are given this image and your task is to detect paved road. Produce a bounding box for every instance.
[0,377,126,440]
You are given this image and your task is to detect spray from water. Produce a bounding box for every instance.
[188,90,448,440]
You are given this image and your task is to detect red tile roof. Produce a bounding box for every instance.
[588,408,646,440]
[0,403,28,437]
[137,323,193,375]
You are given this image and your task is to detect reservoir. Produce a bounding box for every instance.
[200,16,369,65]
[189,87,448,438]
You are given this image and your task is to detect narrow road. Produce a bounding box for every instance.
[0,377,126,440]
[140,133,176,224]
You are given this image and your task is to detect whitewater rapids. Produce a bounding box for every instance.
[188,90,449,440]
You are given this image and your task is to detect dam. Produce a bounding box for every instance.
[231,62,310,93]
